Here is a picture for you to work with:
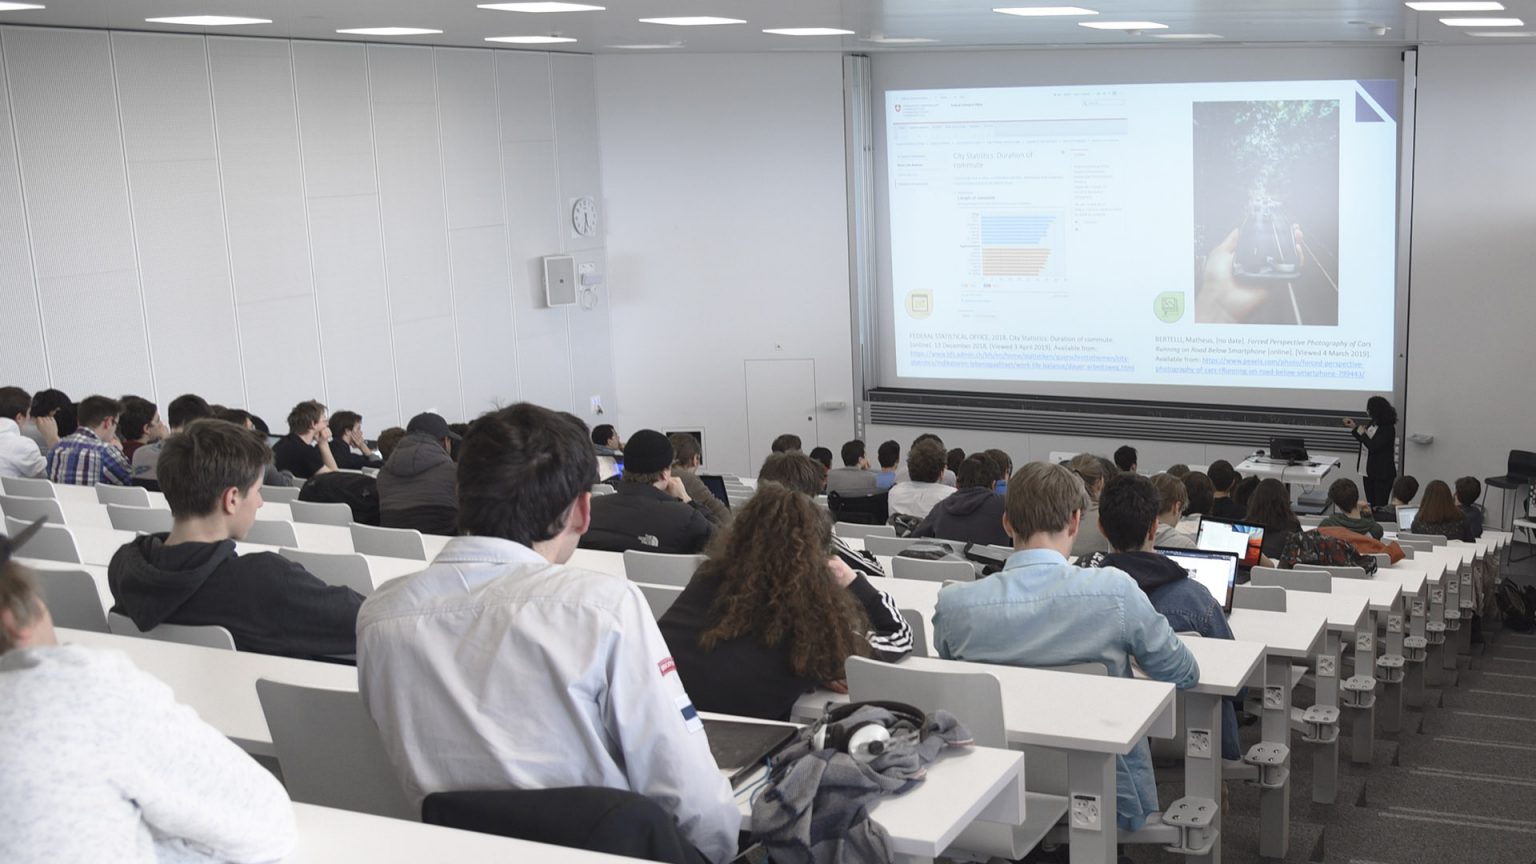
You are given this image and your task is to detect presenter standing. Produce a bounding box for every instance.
[1344,396,1398,508]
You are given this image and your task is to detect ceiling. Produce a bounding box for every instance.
[0,0,1530,53]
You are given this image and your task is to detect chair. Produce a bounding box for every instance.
[255,679,417,820]
[107,611,235,650]
[638,582,683,618]
[280,548,376,596]
[1398,531,1447,548]
[1295,562,1370,579]
[1378,521,1400,533]
[1251,566,1332,593]
[590,484,615,496]
[1234,584,1287,612]
[621,550,705,587]
[864,535,921,557]
[95,485,150,507]
[243,519,300,547]
[0,476,55,498]
[1484,450,1536,530]
[106,503,173,534]
[845,655,1006,747]
[32,568,108,631]
[835,521,896,541]
[350,523,427,560]
[891,556,975,583]
[0,494,66,525]
[6,517,81,563]
[1297,515,1324,528]
[827,491,889,526]
[899,608,929,656]
[290,500,355,527]
[1396,538,1433,553]
[261,485,302,504]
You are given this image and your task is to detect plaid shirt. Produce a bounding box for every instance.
[46,427,132,487]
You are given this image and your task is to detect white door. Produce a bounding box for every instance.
[744,358,819,467]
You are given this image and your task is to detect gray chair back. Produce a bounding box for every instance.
[107,503,173,534]
[835,522,896,540]
[107,611,235,650]
[590,484,616,496]
[621,550,705,588]
[1295,562,1370,579]
[255,679,417,820]
[638,582,683,619]
[1034,661,1110,676]
[96,485,151,507]
[244,520,300,547]
[350,523,427,560]
[6,517,81,563]
[890,556,975,583]
[1396,538,1433,553]
[1,476,55,498]
[290,500,354,527]
[1398,531,1448,548]
[261,486,302,504]
[845,656,1006,748]
[1234,584,1288,612]
[864,535,921,557]
[34,568,107,632]
[0,494,66,525]
[1377,521,1400,533]
[280,548,375,596]
[899,608,929,656]
[1252,566,1332,593]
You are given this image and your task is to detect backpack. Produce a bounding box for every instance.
[299,471,381,526]
[1494,581,1536,633]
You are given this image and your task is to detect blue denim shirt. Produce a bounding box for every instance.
[931,547,1200,831]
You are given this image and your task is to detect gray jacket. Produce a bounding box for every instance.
[377,431,458,536]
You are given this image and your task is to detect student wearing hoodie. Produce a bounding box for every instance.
[107,419,363,660]
[1079,473,1241,760]
[377,412,461,537]
[1319,478,1384,539]
[912,453,1010,547]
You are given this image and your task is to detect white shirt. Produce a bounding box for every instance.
[888,480,956,519]
[357,535,739,864]
[0,417,46,479]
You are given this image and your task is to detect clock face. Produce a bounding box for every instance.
[571,196,598,237]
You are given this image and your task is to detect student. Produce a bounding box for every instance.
[1182,471,1216,519]
[809,446,834,472]
[0,550,296,864]
[1149,473,1197,549]
[1232,475,1260,513]
[1247,478,1303,560]
[327,410,384,470]
[660,482,910,721]
[115,396,164,462]
[271,399,338,480]
[1410,480,1469,541]
[826,439,879,496]
[1114,445,1138,474]
[946,447,966,476]
[770,433,802,453]
[1345,396,1398,508]
[133,394,215,489]
[592,423,623,457]
[581,429,715,553]
[983,448,1014,480]
[669,432,730,527]
[108,419,364,659]
[1207,460,1244,519]
[874,439,900,490]
[46,395,131,487]
[358,403,739,864]
[1167,463,1191,479]
[1373,475,1420,524]
[932,461,1199,832]
[888,438,955,519]
[1455,477,1485,540]
[1319,478,1384,539]
[0,387,49,479]
[1078,474,1241,761]
[377,412,461,537]
[912,453,1010,546]
[758,452,895,581]
[376,426,407,462]
[895,433,957,486]
[1249,478,1378,573]
[212,405,295,491]
[1067,452,1117,556]
[23,388,71,450]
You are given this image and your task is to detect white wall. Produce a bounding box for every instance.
[0,26,615,429]
[595,53,855,477]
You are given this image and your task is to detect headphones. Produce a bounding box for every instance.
[812,700,926,764]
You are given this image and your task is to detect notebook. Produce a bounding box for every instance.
[703,718,798,788]
[1157,547,1241,614]
[1196,515,1266,569]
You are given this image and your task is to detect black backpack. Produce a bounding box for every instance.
[299,472,381,526]
[1494,581,1536,633]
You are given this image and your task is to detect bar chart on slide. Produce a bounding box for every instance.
[969,212,1066,281]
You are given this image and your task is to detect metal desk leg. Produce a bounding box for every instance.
[1258,655,1291,859]
[1381,600,1405,733]
[1426,579,1446,688]
[1184,691,1224,864]
[1068,751,1118,864]
[1310,630,1341,804]
[1349,611,1378,764]
[1406,592,1427,708]
[1442,569,1462,684]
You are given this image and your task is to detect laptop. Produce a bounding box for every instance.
[699,474,731,509]
[1195,515,1266,570]
[1395,505,1419,531]
[1269,436,1310,463]
[703,718,798,788]
[1157,547,1241,614]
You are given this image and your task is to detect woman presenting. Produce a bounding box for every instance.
[1344,396,1398,508]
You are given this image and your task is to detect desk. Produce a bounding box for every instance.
[1233,456,1339,489]
[1326,576,1405,738]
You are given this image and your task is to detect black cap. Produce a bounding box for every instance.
[407,412,461,442]
[622,429,673,474]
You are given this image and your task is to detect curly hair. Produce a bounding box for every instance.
[696,483,870,681]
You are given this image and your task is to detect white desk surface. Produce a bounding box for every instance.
[1227,608,1327,660]
[1388,558,1447,586]
[1370,567,1428,598]
[567,548,628,578]
[1280,590,1369,635]
[1325,577,1401,613]
[70,525,138,566]
[1234,456,1339,482]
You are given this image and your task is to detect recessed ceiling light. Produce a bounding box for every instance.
[0,3,45,12]
[861,35,939,43]
[1468,28,1535,34]
[145,15,272,26]
[763,27,855,36]
[993,6,1097,16]
[1439,15,1523,24]
[638,17,746,26]
[1078,20,1168,29]
[478,2,605,12]
[485,35,578,42]
[1405,1,1502,10]
[336,27,444,36]
[1154,32,1223,39]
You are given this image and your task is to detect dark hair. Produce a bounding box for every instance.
[809,446,833,471]
[0,387,30,421]
[1419,480,1462,524]
[1150,472,1188,515]
[1246,478,1300,535]
[1327,478,1360,513]
[1233,475,1260,510]
[876,440,900,470]
[329,410,362,440]
[757,452,823,497]
[591,424,616,447]
[286,400,326,436]
[1207,459,1236,493]
[117,396,158,442]
[1098,473,1161,552]
[1366,396,1397,427]
[168,394,214,430]
[1182,471,1215,516]
[912,433,944,449]
[29,388,70,421]
[983,448,1013,477]
[377,427,407,461]
[456,404,596,546]
[1113,445,1138,473]
[945,447,966,474]
[770,433,802,454]
[1454,476,1481,506]
[956,453,1001,490]
[907,439,947,484]
[1392,475,1420,504]
[76,395,121,430]
[214,407,253,429]
[668,432,702,468]
[250,415,270,436]
[1167,463,1190,479]
[840,439,865,467]
[158,420,272,519]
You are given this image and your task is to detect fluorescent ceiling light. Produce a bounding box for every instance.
[1439,15,1523,24]
[1406,1,1502,9]
[993,6,1097,16]
[1154,32,1223,39]
[145,15,271,26]
[1468,28,1535,34]
[336,27,443,36]
[763,27,854,36]
[0,3,45,11]
[478,2,605,12]
[1078,20,1168,29]
[861,35,938,43]
[639,17,746,26]
[486,35,577,42]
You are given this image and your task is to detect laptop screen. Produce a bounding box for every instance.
[1157,547,1240,613]
[1196,516,1265,568]
[1395,505,1418,530]
[698,474,731,508]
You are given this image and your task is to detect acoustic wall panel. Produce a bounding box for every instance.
[437,48,504,232]
[502,138,571,414]
[292,42,377,200]
[392,314,462,421]
[496,51,553,144]
[237,295,325,425]
[0,34,47,388]
[449,224,517,415]
[550,54,604,253]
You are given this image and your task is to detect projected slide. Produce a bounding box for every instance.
[886,79,1397,392]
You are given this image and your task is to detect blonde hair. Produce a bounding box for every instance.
[1004,462,1091,540]
[1149,473,1189,516]
[0,561,43,654]
[1067,453,1114,502]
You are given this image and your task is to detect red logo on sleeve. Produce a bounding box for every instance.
[658,657,677,676]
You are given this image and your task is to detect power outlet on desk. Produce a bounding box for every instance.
[1071,794,1102,831]
[1264,685,1286,711]
[1317,654,1337,678]
[1186,728,1213,759]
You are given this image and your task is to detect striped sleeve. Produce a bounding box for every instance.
[847,574,914,661]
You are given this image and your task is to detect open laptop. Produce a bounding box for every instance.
[1157,547,1241,614]
[1395,505,1419,531]
[703,718,798,788]
[698,474,731,509]
[1195,515,1266,570]
[1269,436,1310,463]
